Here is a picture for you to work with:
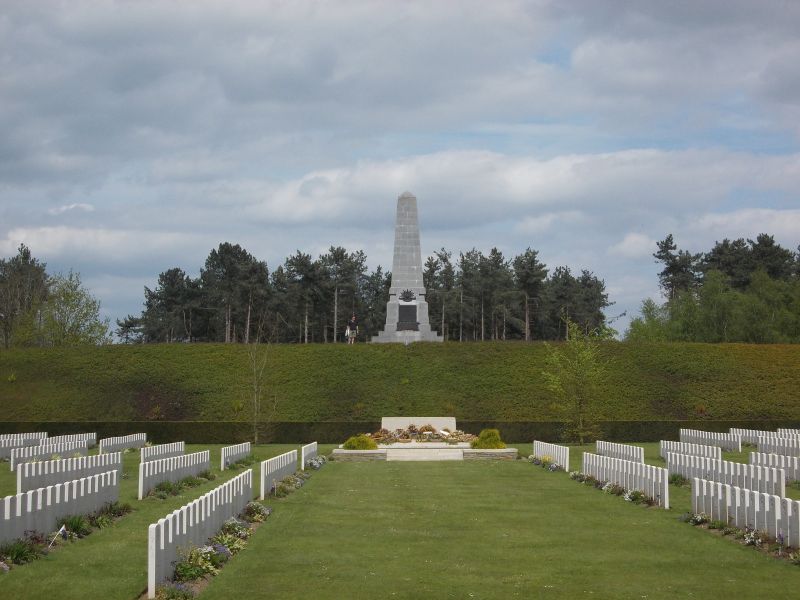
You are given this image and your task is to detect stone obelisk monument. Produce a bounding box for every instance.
[373,192,443,343]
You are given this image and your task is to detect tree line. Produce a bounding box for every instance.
[0,244,110,348]
[117,242,610,344]
[627,233,800,343]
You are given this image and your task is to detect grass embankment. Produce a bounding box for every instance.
[0,444,336,600]
[1,342,799,422]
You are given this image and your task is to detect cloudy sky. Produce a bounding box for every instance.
[2,0,799,335]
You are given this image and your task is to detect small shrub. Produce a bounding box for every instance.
[197,470,217,481]
[721,526,738,536]
[220,518,251,540]
[342,435,378,450]
[229,455,257,469]
[103,502,133,518]
[242,502,271,523]
[708,520,727,530]
[623,490,647,504]
[174,546,218,582]
[180,476,203,488]
[470,429,506,449]
[0,537,45,565]
[669,473,690,487]
[208,543,232,567]
[88,513,112,529]
[153,481,181,497]
[210,532,246,555]
[601,482,626,496]
[688,513,709,526]
[7,373,16,383]
[306,455,327,470]
[57,515,92,538]
[743,528,769,547]
[155,583,195,600]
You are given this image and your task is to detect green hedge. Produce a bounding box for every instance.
[2,420,799,444]
[1,342,799,422]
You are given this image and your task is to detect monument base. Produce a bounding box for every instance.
[372,329,443,343]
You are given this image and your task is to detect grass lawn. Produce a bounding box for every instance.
[3,442,800,599]
[202,449,800,600]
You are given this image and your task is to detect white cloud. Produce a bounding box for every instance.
[47,203,94,215]
[608,233,656,259]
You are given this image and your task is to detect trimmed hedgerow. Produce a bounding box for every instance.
[0,342,799,425]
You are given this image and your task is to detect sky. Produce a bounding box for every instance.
[1,0,799,336]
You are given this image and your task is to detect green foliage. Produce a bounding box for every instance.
[0,537,45,565]
[342,434,378,450]
[57,515,92,537]
[14,271,110,347]
[242,502,271,523]
[542,320,609,444]
[210,532,246,555]
[470,428,506,449]
[174,546,218,582]
[1,342,800,425]
[669,473,690,487]
[632,234,800,343]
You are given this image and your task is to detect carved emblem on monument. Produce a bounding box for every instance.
[399,289,416,302]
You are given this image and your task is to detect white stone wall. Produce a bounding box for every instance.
[750,452,800,483]
[138,451,211,500]
[0,470,119,545]
[596,441,644,463]
[99,433,147,454]
[147,469,252,598]
[220,442,251,470]
[141,442,185,463]
[17,452,122,494]
[659,441,722,460]
[301,442,318,470]
[0,437,41,460]
[679,429,741,452]
[582,452,669,508]
[757,436,800,457]
[532,441,570,470]
[259,450,297,500]
[0,432,47,441]
[45,433,97,448]
[10,440,89,471]
[666,452,784,496]
[691,477,798,544]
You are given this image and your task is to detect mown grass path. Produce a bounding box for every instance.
[203,454,800,600]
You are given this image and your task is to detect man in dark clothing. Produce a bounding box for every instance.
[347,314,358,344]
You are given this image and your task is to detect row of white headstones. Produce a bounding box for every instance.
[0,432,318,598]
[534,428,800,548]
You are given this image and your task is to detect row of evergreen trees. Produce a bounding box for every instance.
[117,243,610,343]
[628,234,800,343]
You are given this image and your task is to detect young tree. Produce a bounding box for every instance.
[541,319,610,444]
[0,244,48,348]
[625,299,669,342]
[37,271,110,346]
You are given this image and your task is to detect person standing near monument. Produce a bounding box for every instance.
[347,314,358,344]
